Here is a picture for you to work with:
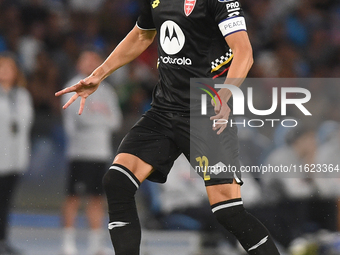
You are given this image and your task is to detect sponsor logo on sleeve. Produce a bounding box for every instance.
[228,11,240,17]
[225,1,240,11]
[225,1,240,17]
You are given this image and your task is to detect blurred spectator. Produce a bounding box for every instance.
[0,52,34,255]
[27,49,61,144]
[262,126,318,247]
[18,21,46,75]
[60,50,122,255]
[315,125,340,231]
[317,120,340,145]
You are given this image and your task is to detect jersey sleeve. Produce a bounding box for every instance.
[136,0,156,30]
[207,0,247,37]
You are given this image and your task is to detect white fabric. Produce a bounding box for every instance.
[87,229,105,255]
[62,228,77,255]
[62,75,122,161]
[0,86,34,175]
[18,36,43,74]
[218,17,247,37]
[109,166,139,189]
[212,201,243,213]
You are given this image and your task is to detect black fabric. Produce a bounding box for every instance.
[102,164,141,255]
[117,107,241,186]
[136,0,246,111]
[0,174,19,241]
[137,0,156,29]
[212,199,280,255]
[67,160,107,196]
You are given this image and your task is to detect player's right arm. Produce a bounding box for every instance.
[94,26,156,82]
[55,26,156,115]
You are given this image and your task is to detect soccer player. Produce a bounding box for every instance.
[56,0,280,254]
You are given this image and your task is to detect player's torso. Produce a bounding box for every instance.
[149,0,233,110]
[150,0,229,77]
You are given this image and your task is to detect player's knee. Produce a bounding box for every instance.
[102,168,116,194]
[102,164,140,202]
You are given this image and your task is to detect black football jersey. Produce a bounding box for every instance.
[137,0,247,111]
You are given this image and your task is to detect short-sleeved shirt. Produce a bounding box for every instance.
[137,0,247,112]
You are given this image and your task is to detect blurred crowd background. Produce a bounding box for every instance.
[1,0,340,254]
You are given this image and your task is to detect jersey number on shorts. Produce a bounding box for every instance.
[196,156,211,181]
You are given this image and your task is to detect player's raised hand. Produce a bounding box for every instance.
[55,75,101,115]
[210,97,230,135]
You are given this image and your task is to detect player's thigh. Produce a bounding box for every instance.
[113,153,154,183]
[114,113,179,184]
[206,180,241,205]
[189,108,242,186]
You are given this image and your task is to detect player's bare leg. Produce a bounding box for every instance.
[206,180,241,204]
[113,153,154,183]
[207,181,280,255]
[62,196,80,255]
[63,196,81,228]
[86,196,105,229]
[102,153,153,255]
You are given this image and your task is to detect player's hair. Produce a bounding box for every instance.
[0,51,27,88]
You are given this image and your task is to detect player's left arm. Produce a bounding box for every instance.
[211,31,253,134]
[214,31,253,107]
[222,30,253,98]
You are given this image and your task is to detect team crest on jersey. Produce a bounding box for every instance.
[184,0,196,16]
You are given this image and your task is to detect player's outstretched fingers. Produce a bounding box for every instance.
[63,93,79,109]
[55,86,76,97]
[78,97,86,115]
